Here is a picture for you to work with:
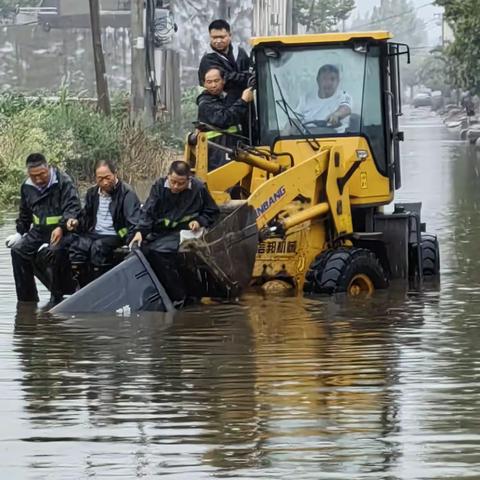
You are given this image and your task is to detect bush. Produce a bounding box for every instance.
[0,91,182,205]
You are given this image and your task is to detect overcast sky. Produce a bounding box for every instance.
[350,0,443,46]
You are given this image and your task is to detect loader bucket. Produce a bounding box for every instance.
[179,203,258,298]
[50,248,174,315]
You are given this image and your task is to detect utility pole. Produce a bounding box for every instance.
[218,0,228,18]
[131,0,146,120]
[88,0,111,116]
[286,0,293,34]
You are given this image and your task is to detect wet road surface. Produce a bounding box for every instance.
[1,108,479,479]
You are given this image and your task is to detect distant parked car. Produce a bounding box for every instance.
[413,93,432,108]
[431,91,445,111]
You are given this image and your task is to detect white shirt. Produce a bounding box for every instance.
[94,191,116,236]
[296,89,352,132]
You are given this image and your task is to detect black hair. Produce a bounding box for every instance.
[94,158,117,174]
[26,153,47,168]
[203,67,225,82]
[316,64,340,81]
[208,19,231,33]
[168,160,191,177]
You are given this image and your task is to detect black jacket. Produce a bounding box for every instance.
[197,90,249,129]
[16,168,81,235]
[136,177,219,236]
[77,180,141,242]
[198,44,251,101]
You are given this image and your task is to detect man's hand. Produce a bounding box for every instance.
[327,112,342,127]
[129,231,143,249]
[50,227,63,247]
[5,232,22,248]
[189,220,201,232]
[66,218,79,232]
[241,87,254,103]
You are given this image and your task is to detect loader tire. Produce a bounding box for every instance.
[315,248,388,296]
[304,250,334,293]
[421,233,440,276]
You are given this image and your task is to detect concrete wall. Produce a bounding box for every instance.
[0,24,130,94]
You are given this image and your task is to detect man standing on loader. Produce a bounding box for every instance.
[198,19,251,103]
[5,153,81,304]
[197,67,254,170]
[129,161,219,308]
[66,159,141,288]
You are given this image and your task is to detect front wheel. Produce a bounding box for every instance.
[305,248,388,296]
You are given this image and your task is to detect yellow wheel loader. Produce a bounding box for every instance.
[52,31,440,315]
[183,31,440,298]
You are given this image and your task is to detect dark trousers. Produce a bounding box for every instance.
[11,228,74,302]
[70,233,122,267]
[142,232,186,304]
[147,251,186,305]
[69,233,123,287]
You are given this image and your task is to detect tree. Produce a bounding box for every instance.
[351,0,428,98]
[351,0,427,46]
[89,0,111,115]
[436,0,480,91]
[417,51,453,94]
[293,0,355,33]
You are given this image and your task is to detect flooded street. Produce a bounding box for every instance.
[1,108,480,479]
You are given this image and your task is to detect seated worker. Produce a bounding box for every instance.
[5,153,81,304]
[129,160,220,308]
[197,66,254,170]
[295,64,352,133]
[66,159,141,287]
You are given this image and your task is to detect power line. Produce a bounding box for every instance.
[410,45,441,50]
[354,1,435,29]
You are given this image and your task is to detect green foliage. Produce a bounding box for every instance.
[293,0,355,33]
[44,103,121,179]
[436,0,480,91]
[0,91,181,205]
[416,51,454,93]
[181,86,201,132]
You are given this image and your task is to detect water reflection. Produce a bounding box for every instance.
[11,287,441,477]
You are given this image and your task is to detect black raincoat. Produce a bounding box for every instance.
[197,90,249,170]
[11,168,81,302]
[69,181,141,277]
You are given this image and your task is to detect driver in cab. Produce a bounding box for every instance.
[295,64,352,133]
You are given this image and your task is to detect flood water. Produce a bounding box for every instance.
[1,108,480,479]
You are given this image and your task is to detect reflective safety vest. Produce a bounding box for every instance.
[157,214,197,230]
[32,214,62,227]
[117,227,128,238]
[205,125,239,140]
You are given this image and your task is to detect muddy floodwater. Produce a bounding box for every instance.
[1,108,480,479]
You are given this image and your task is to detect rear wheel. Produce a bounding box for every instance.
[421,233,440,276]
[305,247,388,296]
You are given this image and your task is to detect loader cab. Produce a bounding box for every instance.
[252,32,408,190]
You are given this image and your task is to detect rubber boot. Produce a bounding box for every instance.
[11,249,39,302]
[71,263,93,289]
[92,264,113,281]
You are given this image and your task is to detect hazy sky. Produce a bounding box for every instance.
[350,0,443,46]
